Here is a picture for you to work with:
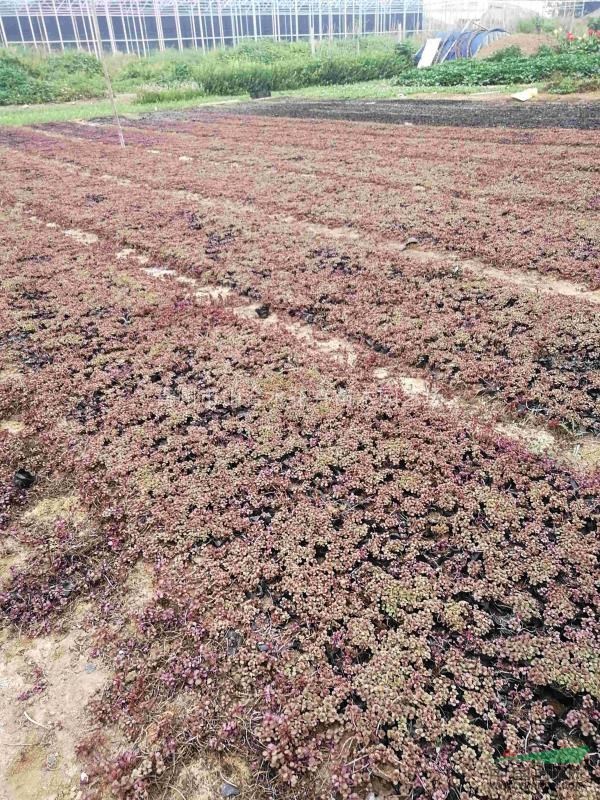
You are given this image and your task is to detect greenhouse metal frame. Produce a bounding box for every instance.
[0,0,586,53]
[0,0,423,52]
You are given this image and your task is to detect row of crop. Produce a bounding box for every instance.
[59,112,598,215]
[4,122,598,292]
[393,48,600,87]
[1,143,598,437]
[36,114,597,209]
[2,212,599,799]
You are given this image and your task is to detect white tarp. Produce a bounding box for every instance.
[417,37,442,68]
[511,87,539,101]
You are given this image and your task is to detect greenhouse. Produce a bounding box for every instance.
[0,0,586,52]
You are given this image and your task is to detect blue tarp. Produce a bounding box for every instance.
[415,28,509,64]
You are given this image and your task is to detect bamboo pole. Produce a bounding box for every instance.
[90,0,125,148]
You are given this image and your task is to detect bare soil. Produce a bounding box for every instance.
[476,32,558,58]
[146,96,600,129]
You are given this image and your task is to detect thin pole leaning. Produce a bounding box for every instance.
[90,1,125,149]
[52,0,65,50]
[0,14,7,47]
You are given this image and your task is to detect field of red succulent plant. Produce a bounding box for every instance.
[0,111,599,800]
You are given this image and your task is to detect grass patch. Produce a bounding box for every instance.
[272,79,531,100]
[0,92,242,126]
[0,80,539,127]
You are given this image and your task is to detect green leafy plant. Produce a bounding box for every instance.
[247,73,272,98]
[0,50,51,104]
[516,16,557,34]
[485,45,524,61]
[393,40,417,68]
[392,50,599,87]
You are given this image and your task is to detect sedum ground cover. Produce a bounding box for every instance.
[0,111,599,800]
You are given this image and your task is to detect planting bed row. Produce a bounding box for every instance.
[146,97,600,130]
[6,118,599,288]
[30,118,597,211]
[1,210,599,799]
[0,144,599,439]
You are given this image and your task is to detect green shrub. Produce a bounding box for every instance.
[0,50,51,105]
[247,73,272,98]
[40,51,102,78]
[536,43,557,57]
[546,74,600,94]
[135,83,204,105]
[184,50,404,96]
[2,37,407,106]
[516,16,556,34]
[46,73,106,101]
[394,40,417,68]
[215,39,310,63]
[172,61,194,81]
[0,48,106,105]
[547,74,579,93]
[485,45,523,61]
[392,50,600,87]
[5,32,596,108]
